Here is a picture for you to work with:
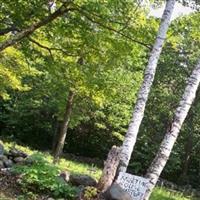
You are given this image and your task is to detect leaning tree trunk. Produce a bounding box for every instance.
[97,146,121,192]
[144,59,200,200]
[119,0,176,173]
[53,90,75,163]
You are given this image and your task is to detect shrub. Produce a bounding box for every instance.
[83,186,98,200]
[12,153,77,199]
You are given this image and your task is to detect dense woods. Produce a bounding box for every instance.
[0,0,200,200]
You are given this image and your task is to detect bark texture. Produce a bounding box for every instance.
[144,59,200,200]
[0,1,72,52]
[119,0,176,172]
[53,90,75,163]
[97,146,121,192]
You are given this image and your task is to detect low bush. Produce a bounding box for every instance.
[12,153,77,199]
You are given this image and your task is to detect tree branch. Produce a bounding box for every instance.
[73,4,151,49]
[29,38,53,56]
[28,37,77,57]
[0,1,74,52]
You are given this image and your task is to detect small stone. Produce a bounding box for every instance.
[4,159,13,168]
[9,149,27,158]
[9,149,20,157]
[0,155,8,162]
[0,143,4,155]
[24,158,34,165]
[104,183,132,200]
[70,174,97,187]
[14,157,24,163]
[0,160,4,168]
[7,155,14,160]
[59,171,70,182]
[47,198,55,200]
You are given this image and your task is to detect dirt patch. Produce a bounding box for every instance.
[0,170,22,199]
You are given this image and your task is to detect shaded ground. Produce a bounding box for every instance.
[0,171,21,199]
[0,171,52,200]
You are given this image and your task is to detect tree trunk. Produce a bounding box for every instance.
[0,1,72,52]
[179,89,200,183]
[181,133,193,182]
[52,120,62,154]
[144,59,200,200]
[53,90,75,163]
[97,146,121,192]
[119,0,176,173]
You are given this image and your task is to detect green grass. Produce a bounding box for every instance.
[2,141,102,180]
[0,188,194,200]
[151,187,194,200]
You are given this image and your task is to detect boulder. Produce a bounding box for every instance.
[0,143,4,155]
[9,149,28,158]
[4,159,13,168]
[104,183,132,200]
[14,157,24,163]
[59,171,70,182]
[0,155,8,162]
[0,160,4,168]
[70,174,97,187]
[24,158,34,165]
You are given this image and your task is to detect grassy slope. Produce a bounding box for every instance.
[150,188,193,200]
[0,141,194,200]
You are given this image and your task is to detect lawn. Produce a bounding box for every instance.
[150,188,194,200]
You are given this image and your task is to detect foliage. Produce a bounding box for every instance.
[12,153,77,199]
[2,140,102,179]
[0,187,195,200]
[0,141,197,200]
[0,47,41,99]
[83,186,98,200]
[0,0,200,193]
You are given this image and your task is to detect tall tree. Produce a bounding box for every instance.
[119,0,176,172]
[144,58,200,200]
[53,89,75,163]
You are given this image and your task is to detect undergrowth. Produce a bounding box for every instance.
[0,141,196,200]
[12,153,77,199]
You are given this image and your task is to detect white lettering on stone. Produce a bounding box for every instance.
[116,172,149,200]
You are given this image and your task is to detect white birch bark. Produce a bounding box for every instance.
[144,59,200,200]
[119,0,176,172]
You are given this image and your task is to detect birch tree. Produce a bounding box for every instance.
[119,0,176,172]
[144,58,200,200]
